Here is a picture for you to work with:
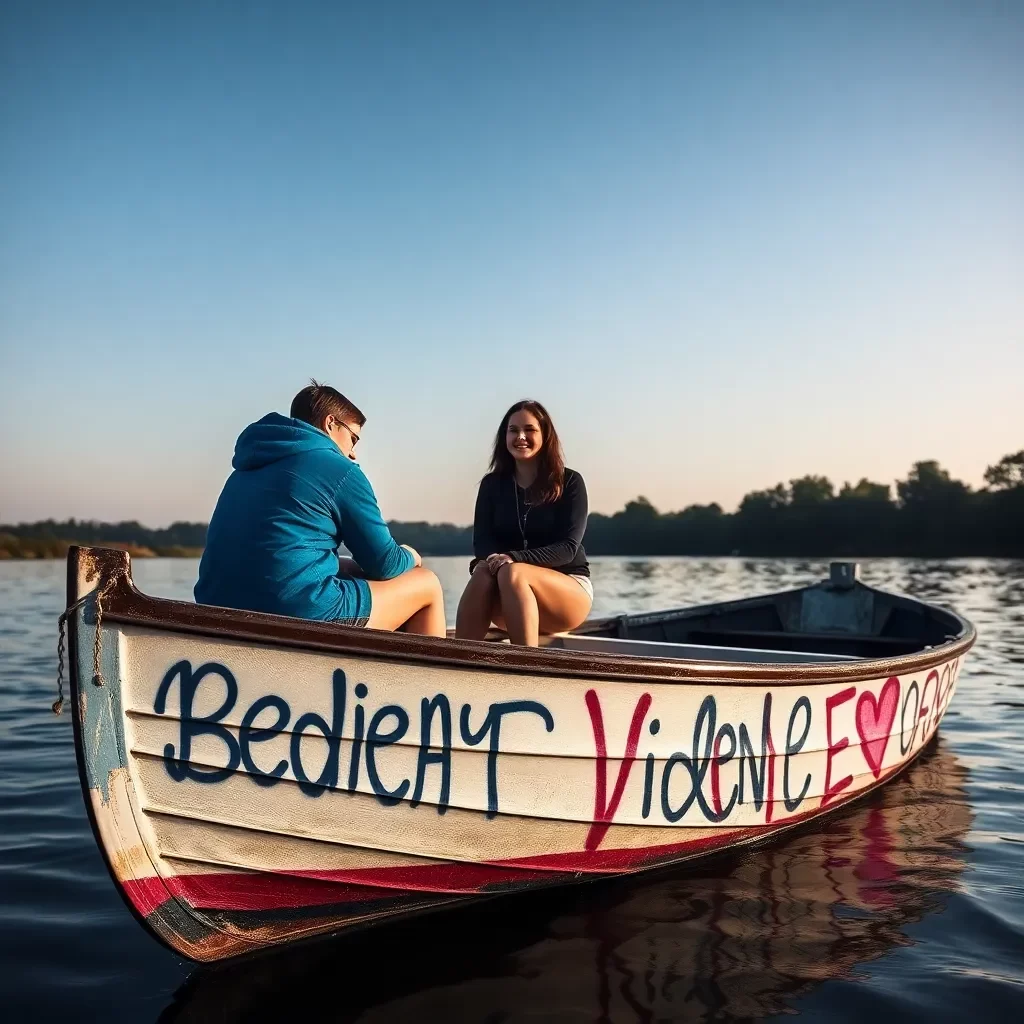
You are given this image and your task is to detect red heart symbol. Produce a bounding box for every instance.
[855,677,900,778]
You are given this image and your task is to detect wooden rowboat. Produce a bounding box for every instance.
[161,739,971,1022]
[62,547,974,963]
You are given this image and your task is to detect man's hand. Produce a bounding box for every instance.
[400,544,423,568]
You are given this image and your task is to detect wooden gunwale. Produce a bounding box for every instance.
[76,546,976,685]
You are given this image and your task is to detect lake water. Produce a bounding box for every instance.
[1,557,1022,1021]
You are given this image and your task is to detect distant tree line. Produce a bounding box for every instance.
[2,450,1021,559]
[0,520,207,559]
[584,451,1023,557]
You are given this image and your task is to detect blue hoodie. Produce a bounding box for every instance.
[194,413,413,622]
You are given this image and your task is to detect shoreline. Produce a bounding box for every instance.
[2,547,1021,562]
[0,543,204,561]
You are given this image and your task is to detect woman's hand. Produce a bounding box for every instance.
[486,553,513,574]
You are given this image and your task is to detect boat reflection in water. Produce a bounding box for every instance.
[160,736,972,1023]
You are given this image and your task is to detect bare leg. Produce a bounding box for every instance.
[496,562,592,647]
[401,594,447,637]
[496,562,541,645]
[455,567,501,640]
[365,567,446,637]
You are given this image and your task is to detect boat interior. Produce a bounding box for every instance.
[489,564,968,665]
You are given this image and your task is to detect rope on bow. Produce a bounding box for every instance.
[53,587,108,716]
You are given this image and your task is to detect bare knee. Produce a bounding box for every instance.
[466,568,498,597]
[386,566,441,606]
[497,561,530,593]
[410,566,443,600]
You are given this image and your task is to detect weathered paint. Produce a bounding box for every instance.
[75,601,126,803]
[120,635,960,829]
[64,546,974,963]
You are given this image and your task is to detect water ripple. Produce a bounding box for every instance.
[1,557,1021,1022]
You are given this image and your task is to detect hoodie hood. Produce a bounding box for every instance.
[232,412,341,471]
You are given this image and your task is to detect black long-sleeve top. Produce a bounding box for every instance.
[470,469,590,577]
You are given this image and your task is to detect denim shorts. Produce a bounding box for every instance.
[332,575,372,625]
[335,614,369,628]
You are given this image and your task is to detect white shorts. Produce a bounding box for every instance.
[570,574,594,602]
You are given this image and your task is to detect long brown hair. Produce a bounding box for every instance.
[489,400,566,504]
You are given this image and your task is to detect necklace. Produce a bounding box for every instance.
[513,479,534,548]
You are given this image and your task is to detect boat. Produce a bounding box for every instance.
[161,739,972,1022]
[59,546,974,963]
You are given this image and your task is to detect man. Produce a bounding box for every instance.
[195,380,445,636]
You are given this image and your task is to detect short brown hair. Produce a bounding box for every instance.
[290,379,365,430]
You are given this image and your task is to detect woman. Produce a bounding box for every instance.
[455,400,592,646]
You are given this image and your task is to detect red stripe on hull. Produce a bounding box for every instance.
[125,872,402,913]
[122,860,568,914]
[121,760,908,915]
[122,831,720,915]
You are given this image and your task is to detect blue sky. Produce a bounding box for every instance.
[2,1,1021,526]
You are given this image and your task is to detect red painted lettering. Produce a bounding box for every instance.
[710,732,725,817]
[820,686,856,807]
[584,689,651,851]
[919,670,937,729]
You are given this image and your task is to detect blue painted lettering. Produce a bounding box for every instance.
[239,695,290,787]
[289,669,346,796]
[411,695,452,814]
[365,705,411,806]
[155,661,240,783]
[784,696,812,812]
[460,700,555,819]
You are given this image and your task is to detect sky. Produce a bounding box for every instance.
[1,1,1022,527]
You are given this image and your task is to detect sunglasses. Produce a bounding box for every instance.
[333,420,360,448]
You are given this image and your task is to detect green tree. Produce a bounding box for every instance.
[789,475,835,504]
[838,478,891,502]
[983,450,1024,490]
[672,502,725,524]
[896,460,970,508]
[620,496,660,520]
[738,483,789,514]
